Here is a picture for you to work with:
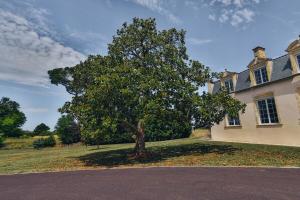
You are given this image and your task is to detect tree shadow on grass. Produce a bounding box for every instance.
[77,142,240,167]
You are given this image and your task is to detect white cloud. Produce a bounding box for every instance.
[210,0,259,7]
[208,14,216,21]
[219,10,230,23]
[202,0,260,27]
[131,0,181,24]
[69,30,108,42]
[66,27,109,54]
[185,1,200,10]
[0,10,85,87]
[229,8,255,26]
[0,0,56,38]
[22,107,49,113]
[187,38,213,45]
[237,8,255,22]
[231,13,243,26]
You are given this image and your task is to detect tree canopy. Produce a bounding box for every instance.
[33,123,51,136]
[0,97,26,137]
[48,18,245,156]
[55,115,80,144]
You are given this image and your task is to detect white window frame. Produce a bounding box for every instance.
[256,97,279,125]
[227,114,241,126]
[224,79,234,93]
[296,53,300,71]
[254,66,268,85]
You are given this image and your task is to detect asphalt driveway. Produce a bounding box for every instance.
[0,167,300,200]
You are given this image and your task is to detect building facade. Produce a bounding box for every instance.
[208,38,300,146]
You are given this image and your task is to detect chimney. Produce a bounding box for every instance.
[252,46,266,59]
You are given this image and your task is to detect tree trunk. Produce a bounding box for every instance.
[134,120,146,157]
[208,127,212,138]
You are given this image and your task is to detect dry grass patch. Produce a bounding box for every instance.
[190,129,210,138]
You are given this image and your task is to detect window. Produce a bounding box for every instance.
[297,54,300,70]
[227,114,240,126]
[224,79,234,92]
[297,88,300,111]
[257,97,279,124]
[254,67,269,85]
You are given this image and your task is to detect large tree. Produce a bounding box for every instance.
[0,97,26,137]
[33,123,51,136]
[55,115,80,145]
[49,18,245,156]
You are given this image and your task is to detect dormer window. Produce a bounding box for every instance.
[254,67,268,85]
[286,36,300,73]
[224,79,234,92]
[297,54,300,70]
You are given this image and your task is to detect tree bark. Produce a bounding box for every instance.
[208,127,212,138]
[134,120,146,156]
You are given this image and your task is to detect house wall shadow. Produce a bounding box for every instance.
[76,143,239,167]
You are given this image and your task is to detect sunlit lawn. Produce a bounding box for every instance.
[1,136,300,175]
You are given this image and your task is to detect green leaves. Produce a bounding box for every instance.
[0,134,4,148]
[48,18,245,146]
[55,115,80,145]
[33,123,51,136]
[33,135,56,149]
[0,97,26,137]
[194,89,246,128]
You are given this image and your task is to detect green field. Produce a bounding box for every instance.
[1,136,300,175]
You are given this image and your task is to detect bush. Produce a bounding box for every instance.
[33,135,56,149]
[21,130,34,137]
[55,115,81,145]
[144,111,191,141]
[33,123,51,136]
[81,130,133,146]
[0,135,4,148]
[3,128,23,138]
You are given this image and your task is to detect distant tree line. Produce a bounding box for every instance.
[0,97,81,148]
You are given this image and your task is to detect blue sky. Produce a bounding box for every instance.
[0,0,299,130]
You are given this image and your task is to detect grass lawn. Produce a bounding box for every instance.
[1,137,300,174]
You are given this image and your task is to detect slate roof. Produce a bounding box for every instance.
[270,54,293,81]
[212,54,293,94]
[212,80,221,94]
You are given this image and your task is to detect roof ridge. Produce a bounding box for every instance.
[221,54,288,76]
[212,54,290,84]
[236,68,249,74]
[272,54,288,61]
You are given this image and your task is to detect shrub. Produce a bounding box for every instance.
[0,134,4,148]
[33,135,56,149]
[0,97,26,137]
[2,128,23,138]
[144,115,191,141]
[82,131,134,146]
[21,130,34,137]
[33,123,51,136]
[55,115,81,145]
